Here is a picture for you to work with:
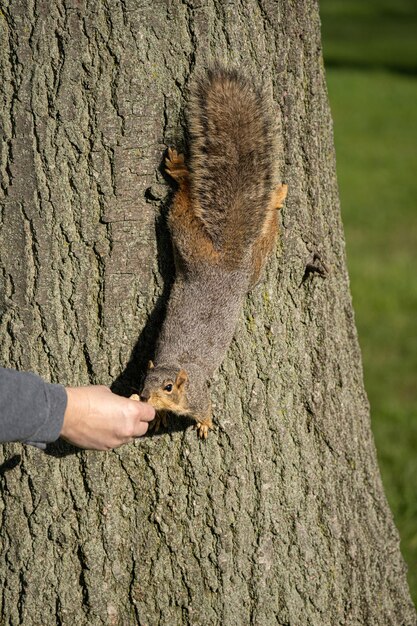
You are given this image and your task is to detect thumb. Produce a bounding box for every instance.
[128,396,155,422]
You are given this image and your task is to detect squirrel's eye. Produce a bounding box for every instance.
[164,383,173,393]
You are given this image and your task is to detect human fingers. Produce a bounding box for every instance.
[134,420,150,438]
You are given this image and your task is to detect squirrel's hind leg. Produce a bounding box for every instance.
[168,171,220,266]
[272,183,288,210]
[165,148,189,187]
[248,184,287,289]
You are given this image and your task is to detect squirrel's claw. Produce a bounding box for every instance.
[165,147,189,184]
[195,417,213,440]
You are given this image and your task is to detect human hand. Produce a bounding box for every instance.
[60,386,155,450]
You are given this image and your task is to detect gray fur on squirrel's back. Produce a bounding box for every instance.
[155,263,249,378]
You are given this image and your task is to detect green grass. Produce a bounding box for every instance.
[320,0,417,606]
[320,0,417,72]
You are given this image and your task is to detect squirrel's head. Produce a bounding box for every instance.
[140,361,190,415]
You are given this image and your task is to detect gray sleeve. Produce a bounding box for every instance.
[0,367,67,448]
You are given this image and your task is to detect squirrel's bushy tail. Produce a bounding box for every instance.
[188,68,278,266]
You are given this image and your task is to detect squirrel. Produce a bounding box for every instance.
[131,68,287,438]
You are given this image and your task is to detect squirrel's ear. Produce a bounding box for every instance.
[148,360,155,370]
[176,369,188,390]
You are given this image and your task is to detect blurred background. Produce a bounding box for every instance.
[320,0,417,603]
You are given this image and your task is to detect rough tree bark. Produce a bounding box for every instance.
[0,1,415,625]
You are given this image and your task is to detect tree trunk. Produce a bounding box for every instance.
[0,1,415,624]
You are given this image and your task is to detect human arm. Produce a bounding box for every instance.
[0,367,66,448]
[0,368,155,450]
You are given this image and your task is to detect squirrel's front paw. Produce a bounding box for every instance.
[195,416,213,440]
[150,410,168,433]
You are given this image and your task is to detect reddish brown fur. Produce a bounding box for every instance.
[166,149,220,266]
[250,183,288,287]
